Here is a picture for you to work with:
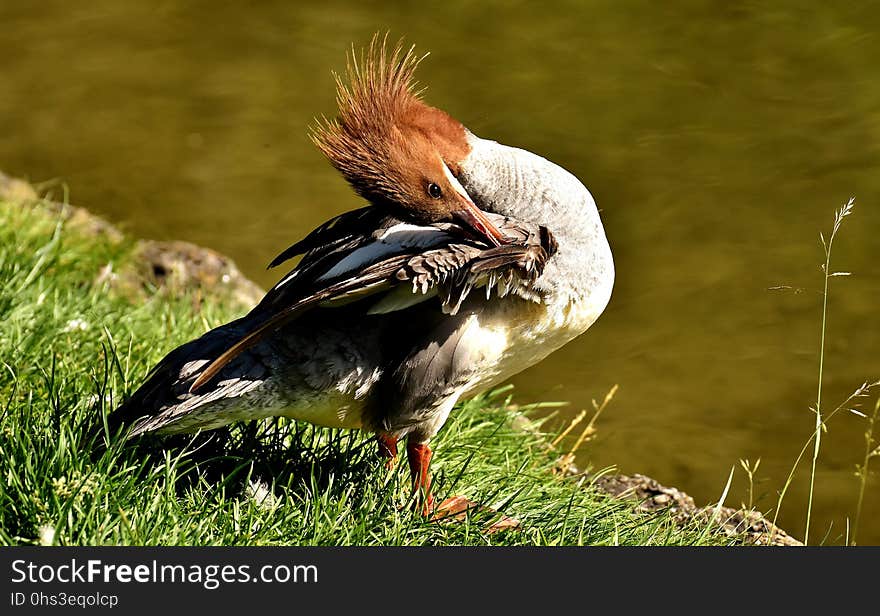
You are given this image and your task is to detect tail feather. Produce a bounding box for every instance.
[107,317,253,438]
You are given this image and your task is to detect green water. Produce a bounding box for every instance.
[2,1,878,544]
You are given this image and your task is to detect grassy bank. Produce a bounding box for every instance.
[0,187,725,546]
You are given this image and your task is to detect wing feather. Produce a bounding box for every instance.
[267,206,384,269]
[190,255,409,392]
[190,210,557,393]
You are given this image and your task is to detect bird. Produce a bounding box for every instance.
[109,38,614,515]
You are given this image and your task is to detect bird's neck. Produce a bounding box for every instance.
[457,131,614,306]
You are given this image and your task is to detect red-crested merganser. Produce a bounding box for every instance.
[110,39,614,515]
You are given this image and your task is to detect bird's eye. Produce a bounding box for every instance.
[427,183,442,199]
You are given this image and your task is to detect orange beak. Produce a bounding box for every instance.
[451,194,508,247]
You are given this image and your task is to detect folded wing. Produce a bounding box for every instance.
[189,207,556,393]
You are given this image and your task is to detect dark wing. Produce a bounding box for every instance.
[189,253,411,392]
[190,212,557,393]
[256,205,469,319]
[266,206,387,269]
[401,241,552,315]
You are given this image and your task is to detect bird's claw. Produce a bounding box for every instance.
[430,495,521,534]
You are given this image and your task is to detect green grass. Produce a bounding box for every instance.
[0,192,724,546]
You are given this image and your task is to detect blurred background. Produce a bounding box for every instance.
[2,0,878,543]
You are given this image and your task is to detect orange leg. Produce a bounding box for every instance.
[406,440,434,516]
[401,439,520,531]
[376,433,398,470]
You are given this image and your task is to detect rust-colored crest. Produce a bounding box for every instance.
[311,35,470,216]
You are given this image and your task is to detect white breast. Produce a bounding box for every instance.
[459,284,612,398]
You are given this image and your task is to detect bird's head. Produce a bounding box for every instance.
[311,36,507,246]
